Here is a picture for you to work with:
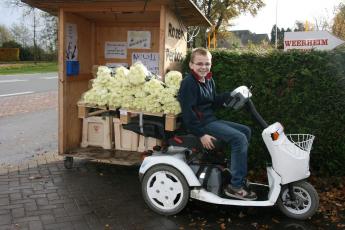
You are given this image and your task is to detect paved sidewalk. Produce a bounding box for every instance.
[0,153,333,230]
[0,91,57,118]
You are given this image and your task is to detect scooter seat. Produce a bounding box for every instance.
[168,134,227,164]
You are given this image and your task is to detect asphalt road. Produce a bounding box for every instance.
[0,72,57,97]
[0,72,58,165]
[0,108,58,165]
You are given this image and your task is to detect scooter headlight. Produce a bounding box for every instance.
[271,131,279,141]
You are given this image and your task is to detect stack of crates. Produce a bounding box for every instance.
[81,116,161,152]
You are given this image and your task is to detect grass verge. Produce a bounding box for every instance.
[0,62,58,75]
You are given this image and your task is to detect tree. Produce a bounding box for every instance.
[39,12,58,53]
[270,25,291,49]
[270,24,279,47]
[2,40,22,48]
[294,21,306,32]
[0,24,13,46]
[189,0,265,47]
[5,0,43,63]
[332,3,345,40]
[10,23,31,47]
[314,16,331,31]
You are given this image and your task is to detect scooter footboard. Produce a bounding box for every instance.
[139,154,201,187]
[267,167,282,203]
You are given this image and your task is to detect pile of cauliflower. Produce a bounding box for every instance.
[80,62,182,115]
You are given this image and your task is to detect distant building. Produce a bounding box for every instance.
[217,30,269,48]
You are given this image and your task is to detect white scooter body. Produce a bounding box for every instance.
[139,86,318,219]
[139,121,309,206]
[140,151,282,207]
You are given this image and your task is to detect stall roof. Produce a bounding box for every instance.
[21,0,212,27]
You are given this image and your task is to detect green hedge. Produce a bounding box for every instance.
[182,50,345,176]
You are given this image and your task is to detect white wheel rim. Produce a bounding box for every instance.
[282,186,312,215]
[146,170,184,211]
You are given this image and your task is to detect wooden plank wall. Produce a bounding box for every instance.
[61,12,94,153]
[95,23,160,67]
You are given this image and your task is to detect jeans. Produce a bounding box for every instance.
[203,120,251,188]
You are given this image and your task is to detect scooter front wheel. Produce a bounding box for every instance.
[277,181,319,220]
[141,165,189,216]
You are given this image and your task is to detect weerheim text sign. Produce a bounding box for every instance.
[284,31,344,51]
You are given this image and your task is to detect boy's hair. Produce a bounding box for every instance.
[190,48,212,63]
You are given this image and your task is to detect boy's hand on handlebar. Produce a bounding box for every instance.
[200,135,216,150]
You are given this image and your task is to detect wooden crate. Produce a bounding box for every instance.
[119,109,178,131]
[77,102,108,118]
[81,116,113,149]
[113,118,139,151]
[137,135,162,152]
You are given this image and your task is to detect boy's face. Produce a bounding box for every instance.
[189,53,212,78]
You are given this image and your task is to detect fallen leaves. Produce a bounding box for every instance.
[310,175,345,225]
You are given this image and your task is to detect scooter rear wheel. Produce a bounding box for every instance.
[277,181,319,220]
[141,165,189,216]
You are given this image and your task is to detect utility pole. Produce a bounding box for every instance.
[275,0,278,49]
[33,7,37,64]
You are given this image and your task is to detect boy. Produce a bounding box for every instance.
[178,48,257,200]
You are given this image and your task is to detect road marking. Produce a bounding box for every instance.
[40,76,58,80]
[0,79,28,83]
[0,91,35,97]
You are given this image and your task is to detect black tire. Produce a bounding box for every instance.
[277,181,319,220]
[141,165,189,216]
[64,157,73,169]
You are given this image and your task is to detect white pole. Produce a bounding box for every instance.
[275,0,278,49]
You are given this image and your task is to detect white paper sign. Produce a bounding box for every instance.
[128,31,151,49]
[106,63,129,68]
[132,53,159,74]
[65,23,78,60]
[105,42,127,59]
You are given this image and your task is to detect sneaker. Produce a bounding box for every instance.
[224,185,257,201]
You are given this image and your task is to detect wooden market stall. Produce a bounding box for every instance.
[22,0,211,166]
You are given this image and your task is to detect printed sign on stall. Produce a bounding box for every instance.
[132,52,159,74]
[104,42,127,59]
[65,23,78,60]
[128,31,151,49]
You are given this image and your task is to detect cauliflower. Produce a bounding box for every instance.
[143,78,164,95]
[82,87,109,107]
[164,70,182,89]
[128,62,148,85]
[97,66,112,78]
[79,62,182,115]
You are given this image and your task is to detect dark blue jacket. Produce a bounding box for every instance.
[178,72,228,137]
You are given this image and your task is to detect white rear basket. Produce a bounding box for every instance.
[286,134,315,154]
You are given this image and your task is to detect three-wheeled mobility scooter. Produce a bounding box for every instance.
[138,86,319,220]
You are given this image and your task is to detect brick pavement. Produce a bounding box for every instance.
[0,92,57,118]
[0,153,332,230]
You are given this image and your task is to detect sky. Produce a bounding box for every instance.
[231,0,344,35]
[0,0,343,35]
[0,2,24,26]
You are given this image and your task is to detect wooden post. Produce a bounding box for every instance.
[159,5,166,77]
[213,30,216,48]
[58,8,67,154]
[208,32,210,49]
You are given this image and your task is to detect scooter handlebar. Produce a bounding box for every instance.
[245,99,269,129]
